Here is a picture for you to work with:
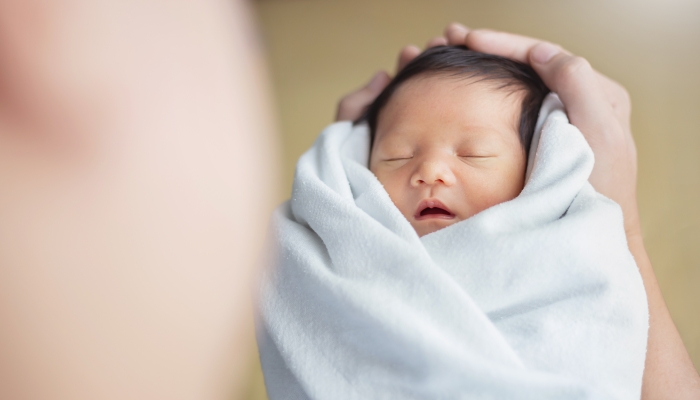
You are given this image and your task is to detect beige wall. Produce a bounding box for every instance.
[245,0,700,397]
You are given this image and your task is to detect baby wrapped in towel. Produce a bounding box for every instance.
[257,46,649,400]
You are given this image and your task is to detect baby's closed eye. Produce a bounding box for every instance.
[383,156,413,162]
[457,153,500,167]
[456,144,500,160]
[458,154,497,158]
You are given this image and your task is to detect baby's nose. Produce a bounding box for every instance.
[411,160,456,187]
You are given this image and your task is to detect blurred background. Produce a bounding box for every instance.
[244,0,700,398]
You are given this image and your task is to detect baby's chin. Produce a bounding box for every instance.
[411,218,460,237]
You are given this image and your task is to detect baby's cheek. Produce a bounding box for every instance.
[377,176,413,218]
[471,170,524,211]
[455,163,518,211]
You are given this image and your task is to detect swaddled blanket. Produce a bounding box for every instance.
[257,94,649,400]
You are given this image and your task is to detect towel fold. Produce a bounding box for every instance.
[257,94,649,400]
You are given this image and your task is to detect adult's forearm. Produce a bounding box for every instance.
[626,232,700,399]
[0,1,277,399]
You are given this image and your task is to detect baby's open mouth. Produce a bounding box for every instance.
[414,199,455,220]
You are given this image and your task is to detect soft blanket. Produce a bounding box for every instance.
[256,94,649,400]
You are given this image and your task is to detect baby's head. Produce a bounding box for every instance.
[360,45,549,236]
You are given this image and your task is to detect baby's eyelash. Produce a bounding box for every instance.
[458,154,496,158]
[385,156,413,161]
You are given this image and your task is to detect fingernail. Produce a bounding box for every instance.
[532,42,560,64]
[367,71,386,91]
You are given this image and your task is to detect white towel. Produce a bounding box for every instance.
[257,94,649,400]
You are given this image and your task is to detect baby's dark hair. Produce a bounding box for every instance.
[357,45,549,155]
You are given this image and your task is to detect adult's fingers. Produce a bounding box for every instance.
[444,22,469,45]
[336,70,391,121]
[397,23,467,74]
[465,29,551,63]
[425,36,448,49]
[396,45,421,72]
[395,24,466,74]
[464,29,631,122]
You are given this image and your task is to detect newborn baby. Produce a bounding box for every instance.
[359,45,549,236]
[260,45,649,400]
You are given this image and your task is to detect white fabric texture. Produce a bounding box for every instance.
[257,94,649,400]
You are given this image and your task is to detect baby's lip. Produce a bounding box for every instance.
[414,198,456,220]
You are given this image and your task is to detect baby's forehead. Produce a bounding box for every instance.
[376,75,524,138]
[392,73,524,103]
[363,46,548,158]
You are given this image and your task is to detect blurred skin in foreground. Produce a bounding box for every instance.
[0,0,697,399]
[0,0,277,399]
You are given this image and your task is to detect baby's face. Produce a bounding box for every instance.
[369,75,527,237]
